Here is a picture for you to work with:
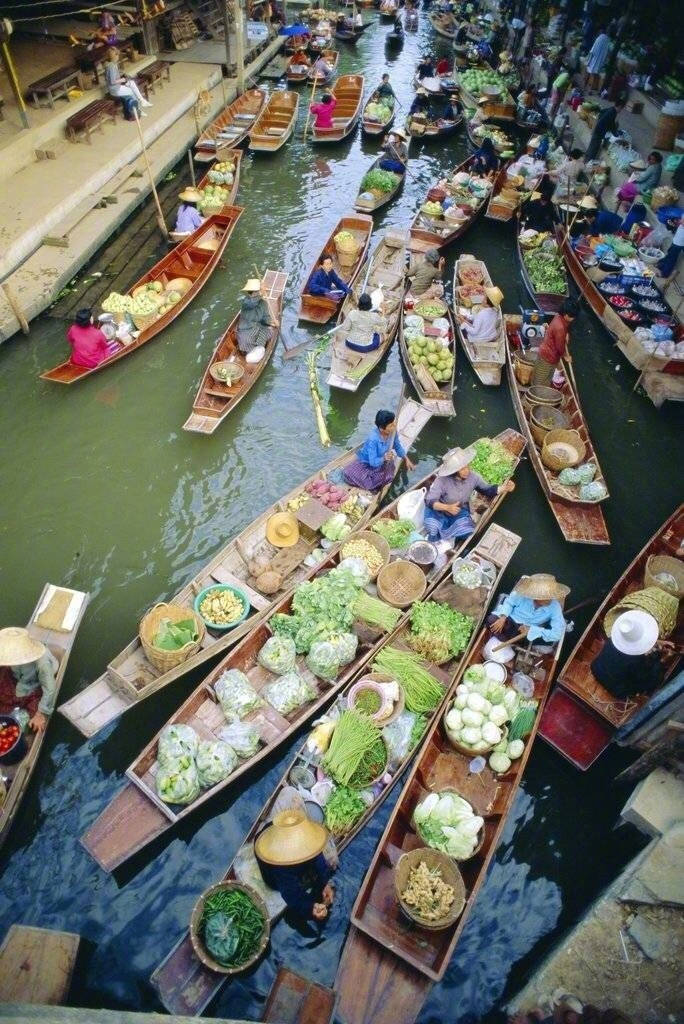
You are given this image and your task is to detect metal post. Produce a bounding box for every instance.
[235,0,246,94]
[222,0,232,73]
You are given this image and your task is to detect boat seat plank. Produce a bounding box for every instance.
[263,967,336,1024]
[0,925,80,1006]
[335,927,430,1024]
[81,782,169,872]
[59,682,133,738]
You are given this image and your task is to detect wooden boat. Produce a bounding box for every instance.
[354,155,406,213]
[286,53,311,84]
[405,111,462,142]
[466,119,516,155]
[307,49,339,84]
[168,153,243,243]
[0,585,89,850]
[248,90,299,152]
[335,594,567,1024]
[452,254,505,386]
[335,21,370,42]
[327,233,406,391]
[408,156,489,253]
[540,505,683,769]
[412,73,445,96]
[428,10,457,37]
[299,213,373,324]
[504,316,610,545]
[361,88,396,136]
[284,33,310,54]
[59,401,431,741]
[399,301,456,417]
[311,74,364,143]
[308,21,334,56]
[182,270,288,434]
[194,89,267,159]
[515,216,569,313]
[39,210,244,384]
[263,969,335,1024]
[149,521,522,1016]
[458,75,516,122]
[485,168,541,223]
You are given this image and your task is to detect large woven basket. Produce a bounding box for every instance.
[644,555,684,599]
[190,881,270,975]
[541,429,586,472]
[341,530,390,580]
[139,602,205,672]
[377,559,427,608]
[529,404,569,447]
[131,309,160,331]
[349,671,405,725]
[604,586,679,638]
[395,847,466,930]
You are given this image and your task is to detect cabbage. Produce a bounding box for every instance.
[257,635,297,675]
[414,791,483,859]
[461,726,481,745]
[338,557,371,587]
[446,708,462,731]
[489,751,512,773]
[456,683,470,697]
[215,669,264,719]
[262,671,317,715]
[467,692,486,712]
[328,631,358,666]
[321,513,351,541]
[480,698,492,715]
[507,739,525,759]
[503,688,520,713]
[464,665,487,686]
[158,723,199,765]
[489,704,508,727]
[306,640,341,680]
[482,721,502,746]
[487,684,507,706]
[454,693,468,710]
[218,720,260,758]
[156,754,200,805]
[196,740,238,787]
[461,708,484,727]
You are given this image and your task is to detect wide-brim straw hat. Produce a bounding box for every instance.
[255,809,328,865]
[266,511,300,548]
[477,96,490,105]
[611,609,659,655]
[485,286,503,306]
[579,195,598,210]
[0,627,47,666]
[242,278,262,292]
[629,158,647,170]
[178,187,202,203]
[390,128,409,141]
[437,445,476,477]
[516,574,569,602]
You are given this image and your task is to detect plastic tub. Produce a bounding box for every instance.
[194,584,250,632]
[656,205,683,225]
[0,714,28,766]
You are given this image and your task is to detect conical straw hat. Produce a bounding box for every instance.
[0,627,46,666]
[437,445,476,477]
[515,574,569,601]
[255,809,328,865]
[178,187,202,203]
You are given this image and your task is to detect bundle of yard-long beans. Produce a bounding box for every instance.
[353,591,401,631]
[323,710,382,786]
[372,647,444,713]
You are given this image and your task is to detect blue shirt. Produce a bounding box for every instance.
[308,267,350,296]
[357,425,406,468]
[494,591,566,643]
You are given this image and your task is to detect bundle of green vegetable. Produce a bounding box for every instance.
[323,710,383,786]
[199,887,265,969]
[469,437,515,485]
[460,67,507,95]
[522,248,566,295]
[361,168,401,194]
[153,617,199,651]
[353,591,401,631]
[271,566,360,654]
[373,646,444,713]
[409,601,475,663]
[324,785,366,836]
[371,518,415,550]
[410,713,429,749]
[348,734,387,788]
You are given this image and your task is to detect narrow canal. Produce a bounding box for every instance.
[0,15,681,1022]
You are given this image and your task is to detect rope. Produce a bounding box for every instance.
[10,0,131,23]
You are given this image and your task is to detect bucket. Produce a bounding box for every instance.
[514,350,537,386]
[397,487,426,529]
[0,714,28,766]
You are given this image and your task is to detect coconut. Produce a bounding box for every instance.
[255,569,283,594]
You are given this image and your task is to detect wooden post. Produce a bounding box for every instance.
[132,110,169,240]
[234,0,246,94]
[222,0,232,73]
[0,32,30,130]
[2,281,29,335]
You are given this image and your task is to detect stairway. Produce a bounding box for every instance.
[189,0,235,39]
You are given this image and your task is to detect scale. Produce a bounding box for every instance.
[520,308,554,346]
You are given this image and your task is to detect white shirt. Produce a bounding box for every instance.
[465,306,498,342]
[673,222,684,247]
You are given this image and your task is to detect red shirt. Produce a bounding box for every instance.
[539,314,569,365]
[310,97,337,129]
[67,324,110,368]
[436,58,451,75]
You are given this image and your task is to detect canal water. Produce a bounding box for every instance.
[0,15,681,1022]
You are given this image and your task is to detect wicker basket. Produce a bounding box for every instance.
[529,404,569,446]
[415,299,448,321]
[337,247,359,268]
[523,384,563,410]
[395,847,466,930]
[644,555,684,599]
[541,429,586,471]
[604,587,679,638]
[139,602,205,672]
[131,309,161,331]
[189,881,270,975]
[341,530,390,580]
[377,559,427,608]
[514,350,537,387]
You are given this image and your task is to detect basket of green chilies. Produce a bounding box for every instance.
[190,881,270,974]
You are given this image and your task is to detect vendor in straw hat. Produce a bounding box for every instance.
[408,87,430,117]
[409,248,445,301]
[379,128,409,175]
[489,574,569,645]
[424,446,514,543]
[459,286,503,344]
[522,177,557,234]
[255,808,334,920]
[237,278,276,363]
[590,609,672,700]
[174,188,204,235]
[0,628,59,733]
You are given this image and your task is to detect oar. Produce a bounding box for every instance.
[282,323,337,360]
[379,384,409,501]
[490,631,527,653]
[302,75,318,140]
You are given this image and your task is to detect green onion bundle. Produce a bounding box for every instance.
[323,710,382,786]
[372,647,444,714]
[353,591,401,631]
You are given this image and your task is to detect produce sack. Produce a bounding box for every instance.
[158,723,199,765]
[306,640,342,681]
[219,720,261,758]
[579,480,608,502]
[156,754,201,805]
[262,671,317,715]
[196,739,238,787]
[215,669,264,719]
[383,709,419,768]
[257,635,297,675]
[328,631,358,666]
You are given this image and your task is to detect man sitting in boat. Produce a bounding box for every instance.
[522,178,557,234]
[591,610,670,700]
[174,188,204,235]
[0,628,59,734]
[255,809,335,921]
[459,288,502,344]
[488,574,568,645]
[416,55,435,80]
[354,10,364,27]
[424,447,514,543]
[409,249,445,301]
[379,129,408,174]
[66,308,119,369]
[376,73,395,100]
[309,92,337,130]
[343,409,416,490]
[309,256,351,301]
[335,293,387,354]
[471,136,500,178]
[312,54,333,81]
[236,279,275,364]
[531,298,578,387]
[440,94,461,124]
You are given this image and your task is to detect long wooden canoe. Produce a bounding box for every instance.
[149,521,521,1015]
[195,89,267,159]
[59,401,431,741]
[504,316,610,545]
[452,254,505,386]
[361,87,396,136]
[299,213,373,324]
[516,216,569,313]
[540,505,683,769]
[197,149,242,208]
[182,269,288,434]
[248,90,299,152]
[484,168,541,223]
[335,22,370,42]
[327,233,406,391]
[466,119,516,155]
[311,74,364,143]
[39,210,243,384]
[286,53,311,84]
[0,585,89,850]
[399,301,456,417]
[405,111,463,143]
[307,49,339,84]
[354,154,406,213]
[335,584,567,1024]
[409,156,489,253]
[428,11,457,37]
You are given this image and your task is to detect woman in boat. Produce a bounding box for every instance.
[0,627,59,734]
[335,292,387,353]
[459,287,502,344]
[66,308,118,369]
[530,298,578,387]
[550,147,584,199]
[290,49,310,69]
[408,88,430,117]
[377,73,395,100]
[104,47,150,120]
[409,248,444,300]
[379,128,408,173]
[309,92,337,130]
[312,54,333,81]
[441,94,461,123]
[471,136,500,177]
[590,610,670,700]
[424,447,514,542]
[343,409,416,490]
[236,279,275,363]
[174,188,204,235]
[488,574,568,645]
[308,256,351,301]
[255,809,335,921]
[522,178,557,234]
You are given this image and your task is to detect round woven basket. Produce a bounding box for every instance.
[412,789,484,862]
[210,360,245,385]
[529,404,569,447]
[349,672,405,725]
[523,384,563,410]
[190,881,270,975]
[415,299,448,321]
[139,602,205,672]
[376,559,427,608]
[131,309,160,331]
[395,847,466,930]
[443,709,508,758]
[644,555,684,599]
[541,429,586,472]
[341,530,390,580]
[514,350,537,387]
[604,587,679,638]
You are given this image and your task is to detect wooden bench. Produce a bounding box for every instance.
[66,98,118,144]
[137,60,171,99]
[27,65,84,109]
[75,40,135,86]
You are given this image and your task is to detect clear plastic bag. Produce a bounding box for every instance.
[262,671,318,715]
[158,723,199,765]
[218,719,261,758]
[257,635,297,675]
[214,668,263,719]
[383,710,419,769]
[196,739,238,787]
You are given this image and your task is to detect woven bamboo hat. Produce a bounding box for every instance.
[629,158,647,171]
[578,195,598,210]
[266,512,300,548]
[515,574,569,601]
[255,809,328,865]
[0,627,46,666]
[611,610,659,655]
[178,187,202,203]
[242,279,261,292]
[485,286,504,306]
[390,128,409,141]
[437,445,476,477]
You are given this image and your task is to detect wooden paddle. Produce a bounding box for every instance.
[302,74,318,140]
[490,630,527,653]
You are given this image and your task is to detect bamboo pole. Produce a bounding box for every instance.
[302,75,318,140]
[187,149,196,186]
[307,349,331,446]
[133,109,168,240]
[1,39,29,130]
[2,281,29,335]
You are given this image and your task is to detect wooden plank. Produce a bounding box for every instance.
[80,782,169,872]
[336,928,429,1024]
[0,925,79,1005]
[262,968,336,1024]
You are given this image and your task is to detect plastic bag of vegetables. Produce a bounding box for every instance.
[156,754,201,805]
[337,557,371,587]
[413,791,483,860]
[196,740,238,787]
[158,723,199,765]
[257,635,297,675]
[306,639,342,681]
[215,669,264,719]
[262,671,318,715]
[218,719,261,758]
[328,631,358,666]
[321,513,351,542]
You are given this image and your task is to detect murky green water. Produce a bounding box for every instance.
[0,15,681,1022]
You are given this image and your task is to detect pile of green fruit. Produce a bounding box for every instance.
[460,68,507,96]
[408,336,454,383]
[198,184,229,212]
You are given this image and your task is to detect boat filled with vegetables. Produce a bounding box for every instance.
[410,158,493,252]
[399,299,457,416]
[452,255,506,386]
[517,222,569,313]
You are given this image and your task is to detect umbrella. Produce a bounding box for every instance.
[280,23,311,35]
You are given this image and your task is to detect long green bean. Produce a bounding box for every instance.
[372,647,444,713]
